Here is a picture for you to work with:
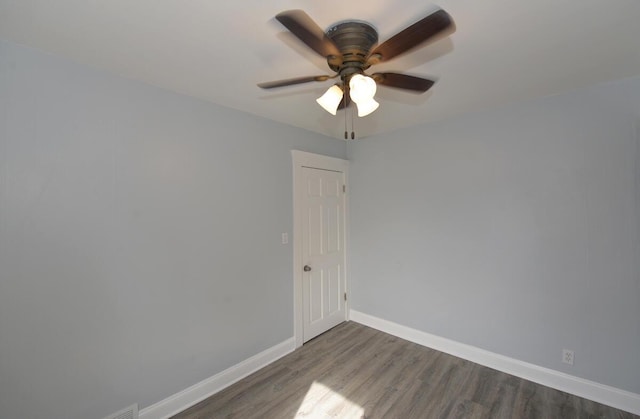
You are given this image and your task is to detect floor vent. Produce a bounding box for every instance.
[104,404,138,419]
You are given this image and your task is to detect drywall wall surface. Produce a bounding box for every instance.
[347,75,640,394]
[0,40,345,419]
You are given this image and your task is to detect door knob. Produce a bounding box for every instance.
[303,265,312,272]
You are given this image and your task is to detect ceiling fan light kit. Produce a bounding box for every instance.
[259,8,455,124]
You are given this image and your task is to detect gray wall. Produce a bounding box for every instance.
[0,40,346,419]
[347,76,640,394]
[2,37,640,419]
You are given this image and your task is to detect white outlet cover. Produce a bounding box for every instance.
[562,349,574,365]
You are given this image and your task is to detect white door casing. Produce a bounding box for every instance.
[292,151,349,347]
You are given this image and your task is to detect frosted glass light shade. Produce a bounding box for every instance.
[349,74,378,117]
[316,85,343,115]
[349,74,377,104]
[355,98,379,117]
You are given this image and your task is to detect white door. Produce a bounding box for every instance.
[301,166,346,342]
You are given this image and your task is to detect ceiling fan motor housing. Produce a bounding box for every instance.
[326,21,378,78]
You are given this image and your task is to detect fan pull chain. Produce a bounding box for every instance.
[344,99,348,140]
[351,104,355,140]
[342,80,349,140]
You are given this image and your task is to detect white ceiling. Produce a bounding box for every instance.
[2,0,640,139]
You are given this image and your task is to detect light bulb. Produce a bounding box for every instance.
[316,85,343,115]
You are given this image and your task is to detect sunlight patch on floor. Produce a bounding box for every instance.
[295,380,365,418]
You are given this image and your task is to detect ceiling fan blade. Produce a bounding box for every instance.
[276,10,341,58]
[257,75,332,89]
[372,73,435,92]
[368,9,454,64]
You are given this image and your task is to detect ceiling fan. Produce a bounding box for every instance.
[258,8,455,118]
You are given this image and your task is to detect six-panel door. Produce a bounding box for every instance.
[302,167,346,342]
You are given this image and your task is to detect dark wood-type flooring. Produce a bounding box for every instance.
[173,321,638,419]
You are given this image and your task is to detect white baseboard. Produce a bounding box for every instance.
[139,338,296,419]
[349,310,640,416]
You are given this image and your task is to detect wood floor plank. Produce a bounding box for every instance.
[172,322,639,419]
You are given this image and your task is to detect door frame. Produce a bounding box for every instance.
[292,150,350,348]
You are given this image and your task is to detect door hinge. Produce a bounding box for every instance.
[343,184,346,193]
[344,292,347,301]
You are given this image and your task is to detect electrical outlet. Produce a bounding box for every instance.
[562,349,574,365]
[281,233,288,244]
